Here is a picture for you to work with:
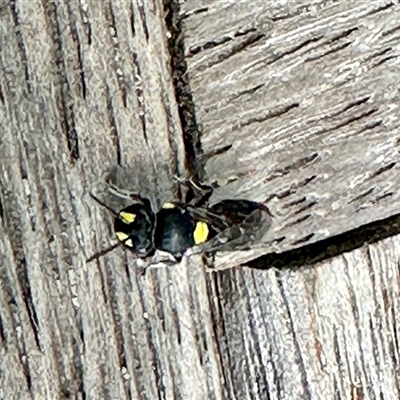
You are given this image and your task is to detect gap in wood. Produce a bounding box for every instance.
[163,0,205,181]
[249,211,400,270]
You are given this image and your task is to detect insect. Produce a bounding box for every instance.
[87,193,156,261]
[180,198,272,256]
[87,179,272,265]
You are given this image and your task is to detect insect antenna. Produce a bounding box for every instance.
[86,242,123,262]
[89,193,119,217]
[87,193,124,262]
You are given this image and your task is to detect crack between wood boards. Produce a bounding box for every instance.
[348,188,374,204]
[0,191,4,223]
[283,215,312,229]
[2,191,42,351]
[228,83,265,102]
[0,314,5,344]
[163,0,205,181]
[199,144,233,164]
[375,191,394,203]
[292,201,317,215]
[356,120,382,134]
[249,210,400,271]
[365,47,391,62]
[281,196,307,209]
[129,2,136,36]
[305,27,358,60]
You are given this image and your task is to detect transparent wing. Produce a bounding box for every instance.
[187,201,272,254]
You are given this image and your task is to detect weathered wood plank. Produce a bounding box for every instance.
[0,1,211,399]
[181,0,400,268]
[199,235,400,400]
[1,1,399,400]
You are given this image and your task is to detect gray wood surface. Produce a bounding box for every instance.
[181,0,400,269]
[0,1,399,400]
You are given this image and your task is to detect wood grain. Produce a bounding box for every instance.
[0,0,192,398]
[207,236,400,400]
[0,1,399,400]
[181,0,400,269]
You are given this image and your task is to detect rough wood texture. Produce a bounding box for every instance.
[181,0,400,268]
[0,1,399,400]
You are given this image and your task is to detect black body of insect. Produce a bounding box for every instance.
[114,201,155,257]
[154,206,213,258]
[107,200,216,262]
[180,199,272,255]
[88,182,271,263]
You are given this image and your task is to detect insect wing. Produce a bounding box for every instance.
[188,200,272,254]
[183,205,230,233]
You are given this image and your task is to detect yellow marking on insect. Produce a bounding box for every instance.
[162,202,176,209]
[116,232,129,242]
[119,211,136,224]
[125,239,133,247]
[194,221,209,244]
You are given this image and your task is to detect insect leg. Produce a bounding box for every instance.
[107,185,152,209]
[173,175,214,207]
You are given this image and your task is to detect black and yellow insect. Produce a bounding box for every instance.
[153,203,213,260]
[177,199,272,255]
[87,194,156,261]
[114,202,155,257]
[88,181,272,264]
